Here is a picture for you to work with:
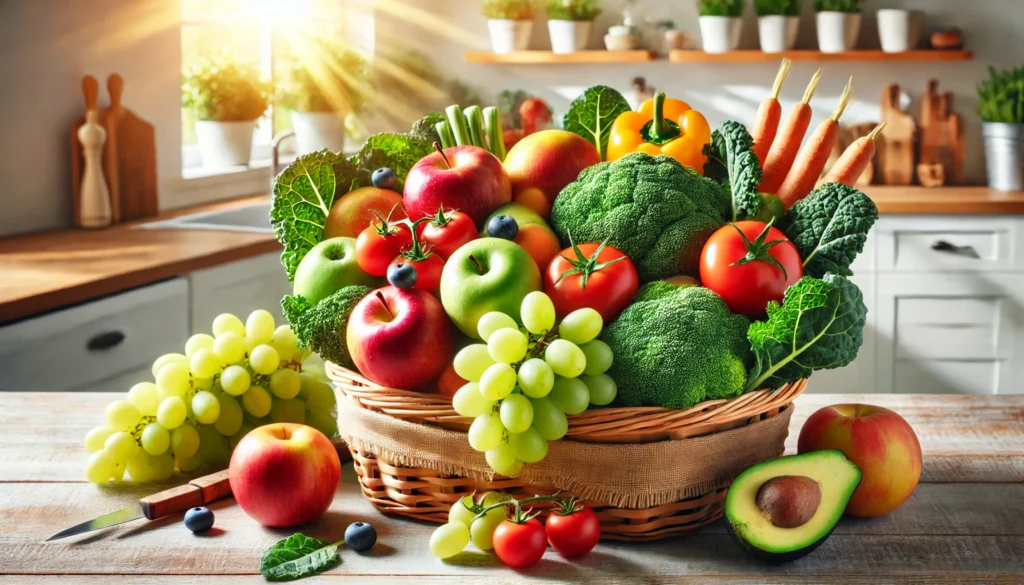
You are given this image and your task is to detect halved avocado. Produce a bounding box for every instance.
[725,449,861,563]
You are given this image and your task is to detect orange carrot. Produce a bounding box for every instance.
[777,77,854,208]
[751,58,792,166]
[758,68,823,194]
[823,122,886,186]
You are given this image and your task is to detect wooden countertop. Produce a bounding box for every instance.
[3,186,1024,324]
[1,391,1021,583]
[0,196,279,323]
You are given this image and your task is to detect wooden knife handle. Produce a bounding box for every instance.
[139,470,231,520]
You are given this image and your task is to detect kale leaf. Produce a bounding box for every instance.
[702,120,762,221]
[779,182,879,278]
[563,85,632,159]
[745,273,867,391]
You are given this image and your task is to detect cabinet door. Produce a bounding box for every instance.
[875,273,1024,395]
[802,274,877,394]
[188,252,291,333]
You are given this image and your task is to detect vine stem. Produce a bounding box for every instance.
[470,491,563,523]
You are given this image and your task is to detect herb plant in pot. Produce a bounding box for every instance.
[279,46,367,155]
[814,0,862,54]
[979,65,1024,191]
[484,0,536,54]
[697,0,744,54]
[545,0,601,54]
[183,53,270,169]
[755,0,800,53]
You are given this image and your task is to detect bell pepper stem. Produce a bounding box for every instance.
[651,92,668,142]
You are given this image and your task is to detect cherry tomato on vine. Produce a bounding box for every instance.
[493,517,547,569]
[355,207,413,277]
[391,218,444,291]
[544,238,639,321]
[419,206,477,260]
[699,220,802,318]
[545,498,599,558]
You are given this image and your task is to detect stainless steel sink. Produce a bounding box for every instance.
[138,200,273,234]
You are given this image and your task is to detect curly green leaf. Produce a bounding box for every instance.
[779,183,878,278]
[563,85,632,159]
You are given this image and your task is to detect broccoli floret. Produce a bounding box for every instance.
[601,282,751,409]
[549,152,730,282]
[281,286,373,368]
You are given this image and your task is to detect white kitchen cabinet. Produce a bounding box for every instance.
[187,252,292,333]
[0,279,189,392]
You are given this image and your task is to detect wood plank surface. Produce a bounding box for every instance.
[668,50,974,63]
[0,195,278,324]
[863,185,1024,215]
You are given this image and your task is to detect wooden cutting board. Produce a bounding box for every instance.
[917,79,966,187]
[877,84,916,186]
[104,73,158,220]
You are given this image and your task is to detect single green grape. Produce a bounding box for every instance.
[220,365,251,396]
[176,452,204,473]
[156,396,187,429]
[245,309,276,344]
[448,494,477,526]
[467,412,504,452]
[452,383,493,417]
[477,311,519,341]
[549,376,591,415]
[469,501,506,550]
[127,382,161,416]
[544,339,587,378]
[105,400,142,430]
[582,373,617,406]
[156,363,191,398]
[84,450,116,483]
[212,313,246,338]
[271,325,300,363]
[151,353,187,379]
[303,379,336,413]
[140,423,170,456]
[185,333,215,358]
[530,396,568,440]
[126,449,156,482]
[269,368,301,399]
[509,427,548,463]
[84,425,116,452]
[517,358,554,398]
[191,391,221,425]
[104,431,138,462]
[499,393,534,433]
[558,308,603,344]
[170,424,200,460]
[149,452,175,482]
[250,345,280,375]
[580,340,614,375]
[485,443,523,477]
[190,348,223,380]
[306,411,339,438]
[429,522,470,559]
[521,291,556,334]
[196,424,231,465]
[487,328,528,364]
[214,394,243,436]
[213,332,247,365]
[452,344,494,382]
[479,363,516,401]
[241,385,272,418]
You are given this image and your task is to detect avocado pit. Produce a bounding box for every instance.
[755,475,821,529]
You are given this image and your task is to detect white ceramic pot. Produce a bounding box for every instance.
[758,15,800,53]
[292,111,347,155]
[195,120,255,169]
[548,20,592,54]
[488,19,533,53]
[699,16,742,54]
[877,9,918,53]
[816,11,861,53]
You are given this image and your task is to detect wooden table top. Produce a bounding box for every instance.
[0,391,1021,583]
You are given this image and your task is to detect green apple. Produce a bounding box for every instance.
[440,238,541,337]
[293,237,383,305]
[481,202,547,236]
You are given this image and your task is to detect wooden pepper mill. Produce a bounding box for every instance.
[78,108,112,228]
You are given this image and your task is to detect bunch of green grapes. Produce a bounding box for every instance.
[451,291,616,477]
[82,310,338,483]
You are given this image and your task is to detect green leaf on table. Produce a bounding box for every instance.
[702,120,761,221]
[745,274,867,392]
[260,533,342,581]
[563,85,632,159]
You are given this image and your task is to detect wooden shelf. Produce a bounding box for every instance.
[669,49,974,63]
[464,50,657,64]
[861,185,1024,215]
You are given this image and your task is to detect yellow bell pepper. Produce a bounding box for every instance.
[606,92,712,173]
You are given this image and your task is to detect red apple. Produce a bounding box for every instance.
[228,423,341,527]
[797,404,922,518]
[323,186,406,239]
[404,145,511,228]
[347,286,453,389]
[503,130,601,218]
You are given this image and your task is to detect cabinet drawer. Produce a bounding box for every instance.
[0,279,188,392]
[875,217,1019,272]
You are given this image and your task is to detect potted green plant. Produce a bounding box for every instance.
[182,52,270,169]
[814,0,862,54]
[697,0,744,54]
[979,65,1024,191]
[545,0,601,54]
[483,0,536,54]
[279,46,368,155]
[755,0,800,53]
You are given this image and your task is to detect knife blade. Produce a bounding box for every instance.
[46,469,231,541]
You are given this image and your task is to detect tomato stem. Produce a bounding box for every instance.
[400,217,434,262]
[470,491,563,524]
[433,141,452,169]
[374,291,394,319]
[555,231,625,290]
[728,217,789,279]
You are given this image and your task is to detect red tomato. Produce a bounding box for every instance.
[391,254,444,291]
[699,220,802,318]
[355,219,412,277]
[545,502,600,558]
[419,208,477,259]
[493,518,547,569]
[544,242,639,321]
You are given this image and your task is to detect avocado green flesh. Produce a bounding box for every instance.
[725,450,861,558]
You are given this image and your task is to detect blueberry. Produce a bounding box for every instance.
[184,506,214,533]
[387,262,418,289]
[486,215,518,240]
[372,167,399,190]
[345,521,377,552]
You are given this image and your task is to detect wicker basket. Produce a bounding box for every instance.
[327,362,806,541]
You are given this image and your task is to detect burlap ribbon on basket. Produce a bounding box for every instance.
[338,396,793,509]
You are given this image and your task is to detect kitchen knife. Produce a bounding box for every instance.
[46,469,231,541]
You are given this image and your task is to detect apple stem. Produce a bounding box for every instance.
[433,141,452,169]
[469,254,484,275]
[375,290,394,319]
